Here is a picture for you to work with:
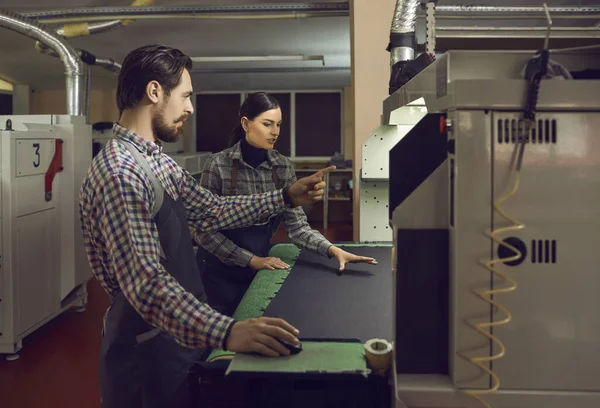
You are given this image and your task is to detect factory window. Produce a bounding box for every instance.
[295,92,342,158]
[0,93,12,115]
[194,90,343,160]
[195,93,241,154]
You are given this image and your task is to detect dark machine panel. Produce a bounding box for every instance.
[388,113,448,220]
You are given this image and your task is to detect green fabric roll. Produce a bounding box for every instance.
[205,243,390,363]
[207,244,300,361]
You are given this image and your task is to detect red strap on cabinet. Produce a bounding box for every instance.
[45,138,64,201]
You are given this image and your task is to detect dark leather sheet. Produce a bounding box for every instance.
[263,246,393,343]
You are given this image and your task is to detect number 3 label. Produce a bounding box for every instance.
[33,143,40,168]
[16,139,52,177]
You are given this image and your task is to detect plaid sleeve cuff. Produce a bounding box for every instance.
[268,189,286,211]
[205,312,237,350]
[237,248,254,267]
[317,240,334,257]
[221,319,237,351]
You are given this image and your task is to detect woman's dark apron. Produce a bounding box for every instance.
[196,163,282,317]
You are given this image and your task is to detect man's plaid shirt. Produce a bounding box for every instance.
[79,123,288,350]
[194,141,332,267]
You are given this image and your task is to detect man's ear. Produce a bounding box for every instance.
[145,80,161,104]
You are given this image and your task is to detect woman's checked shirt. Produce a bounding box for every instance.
[194,141,333,267]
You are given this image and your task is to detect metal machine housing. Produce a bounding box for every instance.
[0,115,92,357]
[387,49,600,408]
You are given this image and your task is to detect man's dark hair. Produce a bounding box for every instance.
[116,44,192,113]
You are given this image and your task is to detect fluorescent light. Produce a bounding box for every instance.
[191,55,325,65]
[0,78,13,92]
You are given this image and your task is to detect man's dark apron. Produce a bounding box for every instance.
[99,139,208,408]
[196,163,282,317]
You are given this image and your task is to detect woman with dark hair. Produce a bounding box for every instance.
[195,92,377,316]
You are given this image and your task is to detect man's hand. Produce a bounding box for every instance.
[226,317,300,357]
[288,166,336,207]
[328,246,378,273]
[249,256,290,271]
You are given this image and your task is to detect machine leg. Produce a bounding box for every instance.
[5,341,22,362]
[5,354,20,362]
[74,283,88,313]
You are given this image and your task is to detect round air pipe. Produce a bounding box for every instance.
[387,1,437,95]
[388,0,420,66]
[0,10,84,116]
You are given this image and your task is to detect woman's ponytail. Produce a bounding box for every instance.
[228,124,245,148]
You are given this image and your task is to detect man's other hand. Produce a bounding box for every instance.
[288,166,336,207]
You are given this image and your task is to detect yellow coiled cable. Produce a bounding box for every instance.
[462,122,531,408]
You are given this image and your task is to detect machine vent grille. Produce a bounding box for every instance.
[531,239,557,264]
[497,119,557,144]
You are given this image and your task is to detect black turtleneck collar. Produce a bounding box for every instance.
[240,136,268,168]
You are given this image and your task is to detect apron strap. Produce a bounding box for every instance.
[115,138,164,218]
[231,164,239,193]
[115,138,167,260]
[271,166,280,189]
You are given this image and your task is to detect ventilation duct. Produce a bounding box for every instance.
[35,41,122,73]
[21,3,349,23]
[0,10,84,116]
[35,42,122,121]
[388,0,420,65]
[54,0,155,39]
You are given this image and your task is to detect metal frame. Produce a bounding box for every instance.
[430,5,600,20]
[386,48,600,408]
[358,104,427,243]
[383,49,600,124]
[23,3,350,23]
[434,26,600,39]
[193,89,344,161]
[418,3,599,46]
[0,114,91,358]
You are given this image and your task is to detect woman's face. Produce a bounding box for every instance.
[243,107,282,150]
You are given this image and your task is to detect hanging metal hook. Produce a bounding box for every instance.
[543,3,552,50]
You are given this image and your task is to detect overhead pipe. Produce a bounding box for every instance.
[433,5,599,15]
[0,9,84,116]
[35,42,121,122]
[388,0,420,65]
[35,0,146,72]
[387,0,436,95]
[54,0,155,39]
[94,57,121,73]
[31,0,139,121]
[191,66,349,74]
[21,3,349,24]
[191,55,325,65]
[35,40,121,123]
[35,41,122,73]
[430,5,599,20]
[21,3,596,24]
[82,64,91,122]
[57,20,126,38]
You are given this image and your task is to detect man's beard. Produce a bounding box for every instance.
[151,106,186,144]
